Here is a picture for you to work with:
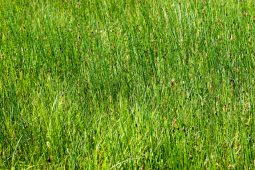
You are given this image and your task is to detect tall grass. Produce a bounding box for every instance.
[1,0,255,169]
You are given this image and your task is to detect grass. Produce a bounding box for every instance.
[0,0,255,169]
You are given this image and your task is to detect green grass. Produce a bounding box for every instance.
[1,0,255,169]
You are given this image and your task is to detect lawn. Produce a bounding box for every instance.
[1,0,255,169]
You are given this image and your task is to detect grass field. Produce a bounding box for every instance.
[1,0,255,169]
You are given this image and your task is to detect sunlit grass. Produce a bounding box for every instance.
[1,0,255,169]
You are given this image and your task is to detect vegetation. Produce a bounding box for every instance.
[1,0,255,169]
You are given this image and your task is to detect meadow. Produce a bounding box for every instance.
[1,0,255,169]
